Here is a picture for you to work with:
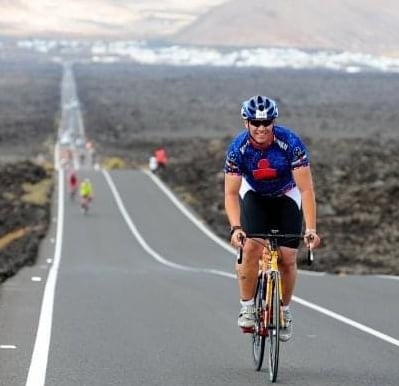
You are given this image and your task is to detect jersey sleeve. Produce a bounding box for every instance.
[290,136,310,169]
[224,144,242,175]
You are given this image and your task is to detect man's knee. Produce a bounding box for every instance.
[279,248,298,270]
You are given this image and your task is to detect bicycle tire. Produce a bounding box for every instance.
[81,200,89,214]
[267,272,280,382]
[252,273,266,371]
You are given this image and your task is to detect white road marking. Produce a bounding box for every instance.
[377,275,399,281]
[23,163,398,386]
[25,169,65,386]
[1,345,17,349]
[293,296,399,347]
[106,170,399,348]
[31,277,42,282]
[144,169,235,254]
[103,170,233,278]
[145,170,325,277]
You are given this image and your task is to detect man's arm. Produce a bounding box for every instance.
[225,173,246,247]
[225,173,242,227]
[292,165,320,248]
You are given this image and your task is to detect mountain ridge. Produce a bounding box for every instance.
[1,0,399,57]
[170,0,399,57]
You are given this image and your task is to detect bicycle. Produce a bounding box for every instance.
[69,186,77,202]
[237,230,313,383]
[80,195,91,214]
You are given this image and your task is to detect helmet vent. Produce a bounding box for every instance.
[240,95,278,120]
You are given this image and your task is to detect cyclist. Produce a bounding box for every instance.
[67,169,78,200]
[224,95,320,342]
[79,178,93,211]
[154,147,169,169]
[148,155,158,173]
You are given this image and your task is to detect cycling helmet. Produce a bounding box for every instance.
[240,95,278,120]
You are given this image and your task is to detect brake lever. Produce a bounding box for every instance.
[237,248,243,264]
[236,234,245,264]
[306,234,314,265]
[307,248,314,265]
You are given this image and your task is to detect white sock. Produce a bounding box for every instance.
[240,298,254,306]
[281,305,290,311]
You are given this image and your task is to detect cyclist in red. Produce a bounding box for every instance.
[67,169,78,200]
[154,147,169,169]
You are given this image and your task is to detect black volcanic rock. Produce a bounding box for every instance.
[0,161,53,282]
[74,63,399,275]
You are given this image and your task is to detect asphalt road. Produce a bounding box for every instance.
[1,168,398,386]
[56,62,94,171]
[1,63,398,386]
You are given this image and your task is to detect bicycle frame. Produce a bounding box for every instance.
[80,195,91,214]
[261,237,282,382]
[237,231,313,383]
[265,238,285,330]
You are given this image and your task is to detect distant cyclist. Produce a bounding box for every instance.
[224,95,320,341]
[67,169,78,201]
[148,155,158,173]
[154,147,169,170]
[79,178,93,212]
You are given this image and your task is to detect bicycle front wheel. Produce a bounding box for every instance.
[267,272,280,382]
[252,273,266,371]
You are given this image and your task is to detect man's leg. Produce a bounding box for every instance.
[279,246,298,341]
[235,239,262,328]
[279,247,298,306]
[236,239,263,299]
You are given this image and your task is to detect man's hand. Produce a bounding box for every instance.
[304,229,320,249]
[231,228,246,248]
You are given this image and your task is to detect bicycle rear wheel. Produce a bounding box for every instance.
[267,272,280,382]
[81,199,89,214]
[252,274,266,371]
[69,189,76,202]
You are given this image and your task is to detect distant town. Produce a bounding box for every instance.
[2,39,399,73]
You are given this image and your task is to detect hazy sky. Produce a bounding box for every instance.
[0,0,229,38]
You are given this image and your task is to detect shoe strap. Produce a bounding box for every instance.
[240,305,256,315]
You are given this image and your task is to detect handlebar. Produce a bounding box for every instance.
[236,233,314,266]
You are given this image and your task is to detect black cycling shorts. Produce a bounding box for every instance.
[240,191,303,248]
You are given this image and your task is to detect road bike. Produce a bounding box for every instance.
[69,186,77,202]
[237,230,313,383]
[80,195,92,214]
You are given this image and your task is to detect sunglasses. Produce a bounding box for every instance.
[249,119,274,127]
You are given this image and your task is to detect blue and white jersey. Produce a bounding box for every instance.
[224,125,310,197]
